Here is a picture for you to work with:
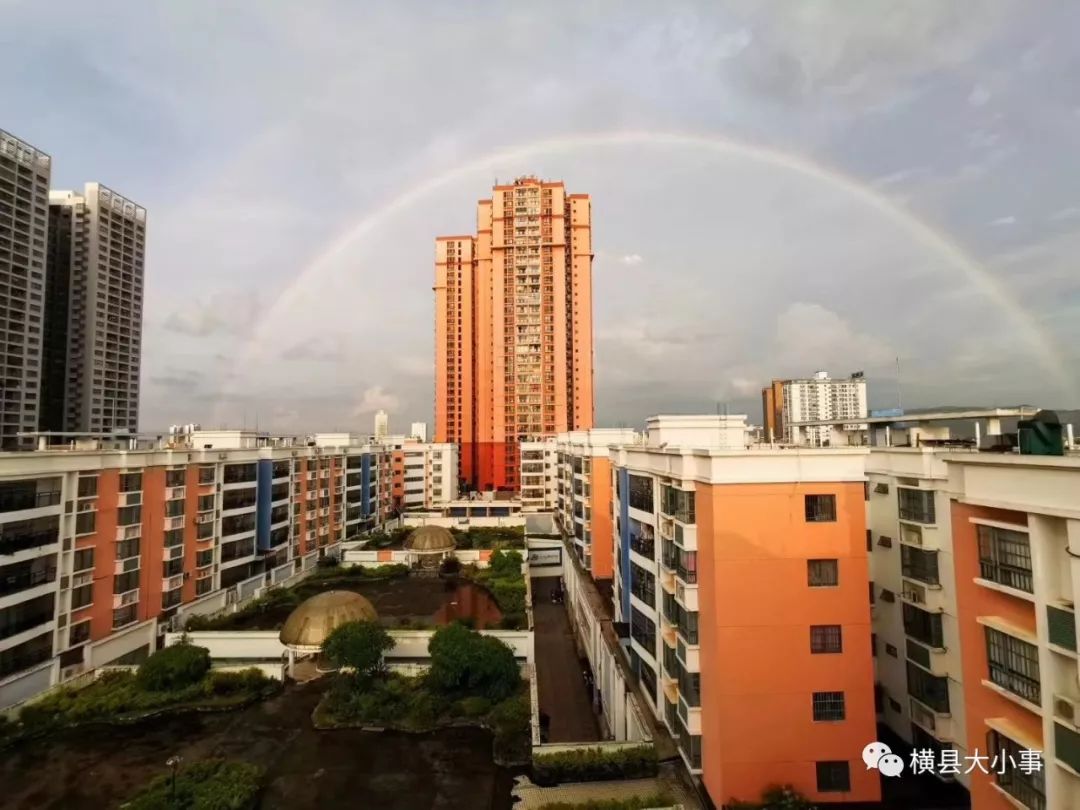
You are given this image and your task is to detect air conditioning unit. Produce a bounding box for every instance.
[1054,694,1080,727]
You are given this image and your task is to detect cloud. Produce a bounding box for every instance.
[990,215,1016,226]
[161,292,259,338]
[1050,206,1080,222]
[968,84,991,107]
[773,302,894,372]
[619,254,644,266]
[351,386,399,417]
[280,337,344,362]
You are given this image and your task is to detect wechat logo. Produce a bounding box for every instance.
[863,741,904,777]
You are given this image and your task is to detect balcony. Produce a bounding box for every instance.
[196,512,214,525]
[0,525,59,557]
[118,491,141,507]
[164,515,184,531]
[112,588,139,609]
[162,574,184,592]
[115,525,141,542]
[901,579,946,613]
[166,485,185,500]
[0,488,61,515]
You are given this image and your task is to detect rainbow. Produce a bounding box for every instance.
[232,130,1077,411]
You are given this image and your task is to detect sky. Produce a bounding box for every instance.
[3,1,1079,434]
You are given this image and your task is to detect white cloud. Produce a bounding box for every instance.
[619,254,644,266]
[774,302,894,372]
[1050,206,1080,222]
[968,84,991,107]
[990,215,1017,226]
[351,386,399,417]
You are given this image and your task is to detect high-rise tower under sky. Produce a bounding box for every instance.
[435,177,594,492]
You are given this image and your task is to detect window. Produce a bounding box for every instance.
[866,529,872,552]
[898,487,935,523]
[116,538,139,560]
[888,697,903,713]
[661,486,695,523]
[901,545,940,585]
[162,557,183,577]
[810,625,843,653]
[808,559,838,587]
[69,621,90,646]
[73,548,94,572]
[628,518,655,558]
[628,475,653,512]
[165,499,184,518]
[977,525,1033,593]
[164,528,183,548]
[631,607,656,652]
[804,494,836,522]
[71,584,93,610]
[117,505,141,526]
[630,562,656,608]
[869,582,876,604]
[988,730,1046,810]
[113,570,139,594]
[119,473,141,493]
[812,691,845,721]
[907,661,950,713]
[985,627,1041,704]
[165,469,185,487]
[77,476,98,498]
[75,512,96,535]
[886,643,898,657]
[903,603,943,648]
[816,761,851,793]
[112,604,137,629]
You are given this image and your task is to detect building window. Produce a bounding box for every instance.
[988,730,1046,810]
[812,691,845,721]
[77,476,98,498]
[117,505,141,526]
[977,525,1033,593]
[810,625,843,654]
[898,487,935,523]
[75,512,96,535]
[72,548,94,572]
[804,494,836,522]
[815,761,851,793]
[70,584,93,610]
[985,627,1041,705]
[631,607,656,653]
[903,603,943,649]
[628,475,653,513]
[901,544,939,585]
[69,620,91,646]
[119,472,142,493]
[807,559,839,587]
[907,661,950,713]
[885,643,898,657]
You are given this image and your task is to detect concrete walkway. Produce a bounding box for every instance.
[531,576,602,743]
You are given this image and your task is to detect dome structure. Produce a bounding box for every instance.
[279,590,377,650]
[404,525,456,553]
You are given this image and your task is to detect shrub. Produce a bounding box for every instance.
[532,745,658,786]
[123,758,264,810]
[322,621,395,681]
[204,668,272,697]
[440,556,461,575]
[427,623,520,702]
[137,643,211,692]
[727,785,817,809]
[490,693,531,763]
[455,696,492,717]
[537,795,673,810]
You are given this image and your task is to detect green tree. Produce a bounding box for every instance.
[488,549,523,578]
[322,621,395,682]
[136,643,210,692]
[427,622,520,701]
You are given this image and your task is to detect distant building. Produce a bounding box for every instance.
[775,371,867,446]
[409,421,427,443]
[374,409,388,441]
[760,379,785,443]
[43,184,146,435]
[519,439,557,512]
[435,176,594,493]
[0,130,51,449]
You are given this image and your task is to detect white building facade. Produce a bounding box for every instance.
[781,371,868,446]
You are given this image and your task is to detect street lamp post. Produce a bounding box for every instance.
[166,755,183,806]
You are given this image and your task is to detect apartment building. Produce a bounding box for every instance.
[519,439,556,512]
[945,452,1080,810]
[774,371,868,447]
[609,415,879,806]
[44,184,146,434]
[553,429,637,580]
[0,431,386,709]
[435,176,594,492]
[379,436,458,511]
[0,130,51,450]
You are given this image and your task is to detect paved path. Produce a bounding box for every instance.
[513,767,700,809]
[531,576,602,742]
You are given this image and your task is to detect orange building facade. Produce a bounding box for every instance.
[610,437,880,806]
[435,177,594,493]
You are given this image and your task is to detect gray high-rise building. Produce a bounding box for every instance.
[0,130,51,449]
[45,184,146,434]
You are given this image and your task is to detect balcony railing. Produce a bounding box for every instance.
[0,609,55,640]
[0,489,61,513]
[0,528,59,556]
[1,566,57,597]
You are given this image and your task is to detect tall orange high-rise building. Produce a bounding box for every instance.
[435,177,594,492]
